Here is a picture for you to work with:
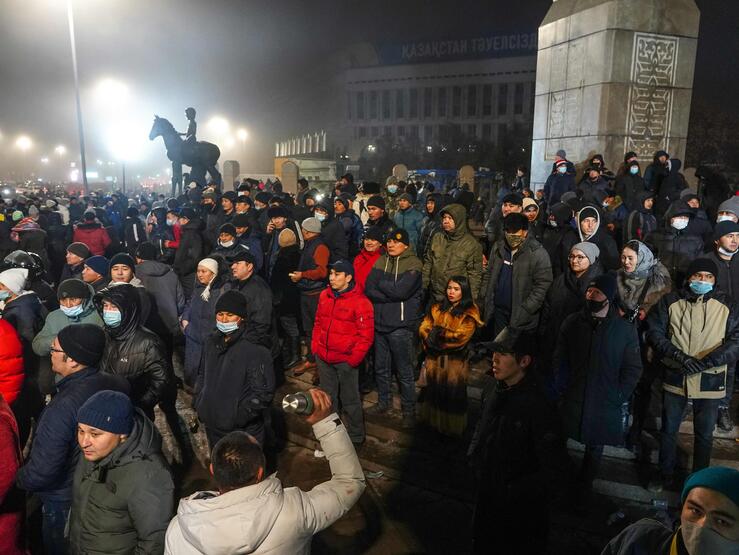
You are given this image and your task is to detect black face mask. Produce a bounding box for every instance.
[587,299,608,314]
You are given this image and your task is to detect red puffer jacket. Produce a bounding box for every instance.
[72,222,111,256]
[311,284,374,368]
[0,320,23,405]
[0,394,25,555]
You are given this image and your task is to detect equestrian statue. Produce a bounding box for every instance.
[149,110,222,196]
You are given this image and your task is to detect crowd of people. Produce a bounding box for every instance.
[0,148,737,554]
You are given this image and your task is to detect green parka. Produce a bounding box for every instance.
[69,411,174,554]
[422,203,483,302]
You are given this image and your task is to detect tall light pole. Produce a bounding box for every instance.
[66,0,89,193]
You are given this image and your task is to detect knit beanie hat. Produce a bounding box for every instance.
[334,194,351,210]
[267,205,289,219]
[232,213,252,228]
[681,467,739,510]
[197,258,219,302]
[589,273,617,302]
[387,228,410,246]
[136,242,158,261]
[501,192,524,206]
[686,258,718,280]
[219,223,237,238]
[254,191,272,205]
[503,212,529,232]
[78,390,134,435]
[57,278,91,301]
[278,228,297,247]
[364,225,385,242]
[12,210,23,222]
[67,242,91,260]
[571,242,600,265]
[84,256,109,278]
[0,268,28,295]
[399,193,413,203]
[222,191,238,203]
[58,324,106,366]
[126,207,139,218]
[713,220,739,241]
[109,252,135,272]
[28,205,39,217]
[83,210,96,221]
[301,217,322,234]
[367,195,386,210]
[215,290,248,319]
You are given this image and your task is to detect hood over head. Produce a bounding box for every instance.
[93,283,141,338]
[624,240,656,279]
[439,203,468,238]
[576,205,601,242]
[549,202,573,227]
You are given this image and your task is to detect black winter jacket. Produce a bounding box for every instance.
[94,285,170,411]
[468,373,572,505]
[270,245,301,315]
[554,306,642,446]
[223,274,274,351]
[644,226,704,285]
[135,260,185,335]
[364,249,423,333]
[16,367,129,503]
[195,327,275,441]
[173,218,205,278]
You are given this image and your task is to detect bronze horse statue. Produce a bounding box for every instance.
[149,115,222,195]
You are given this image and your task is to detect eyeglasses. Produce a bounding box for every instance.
[568,255,587,261]
[49,347,64,354]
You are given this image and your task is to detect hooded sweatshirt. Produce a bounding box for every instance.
[576,205,620,271]
[31,283,103,356]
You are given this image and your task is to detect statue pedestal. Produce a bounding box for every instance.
[530,0,699,189]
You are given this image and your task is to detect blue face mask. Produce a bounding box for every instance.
[0,290,10,301]
[630,166,639,175]
[689,280,713,295]
[557,166,567,174]
[61,304,84,318]
[387,185,398,194]
[314,212,326,222]
[103,309,122,327]
[216,321,239,334]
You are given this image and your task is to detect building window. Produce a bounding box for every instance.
[467,124,477,138]
[452,86,462,117]
[438,87,447,117]
[409,88,418,118]
[423,87,432,118]
[356,92,365,120]
[498,123,507,142]
[369,91,378,119]
[498,84,508,115]
[396,89,405,118]
[358,126,367,138]
[383,125,392,137]
[467,85,477,117]
[382,90,391,120]
[482,123,492,140]
[371,126,379,137]
[424,124,433,141]
[514,83,524,114]
[397,125,405,137]
[482,84,492,116]
[409,125,419,138]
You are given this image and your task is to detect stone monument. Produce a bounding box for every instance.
[223,160,240,192]
[280,160,299,194]
[530,0,700,189]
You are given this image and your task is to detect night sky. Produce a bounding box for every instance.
[0,0,735,177]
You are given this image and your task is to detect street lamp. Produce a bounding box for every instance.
[207,116,230,136]
[15,136,33,152]
[66,0,89,193]
[55,145,67,157]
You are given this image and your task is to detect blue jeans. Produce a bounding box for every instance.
[42,499,70,555]
[659,391,720,476]
[374,328,416,414]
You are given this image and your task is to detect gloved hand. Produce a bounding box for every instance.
[682,357,706,375]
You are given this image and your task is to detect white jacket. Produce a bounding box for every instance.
[164,414,366,554]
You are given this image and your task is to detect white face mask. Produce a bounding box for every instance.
[718,246,738,258]
[718,214,736,223]
[220,240,234,248]
[671,217,689,230]
[681,520,738,555]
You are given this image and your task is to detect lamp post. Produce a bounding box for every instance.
[66,0,89,193]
